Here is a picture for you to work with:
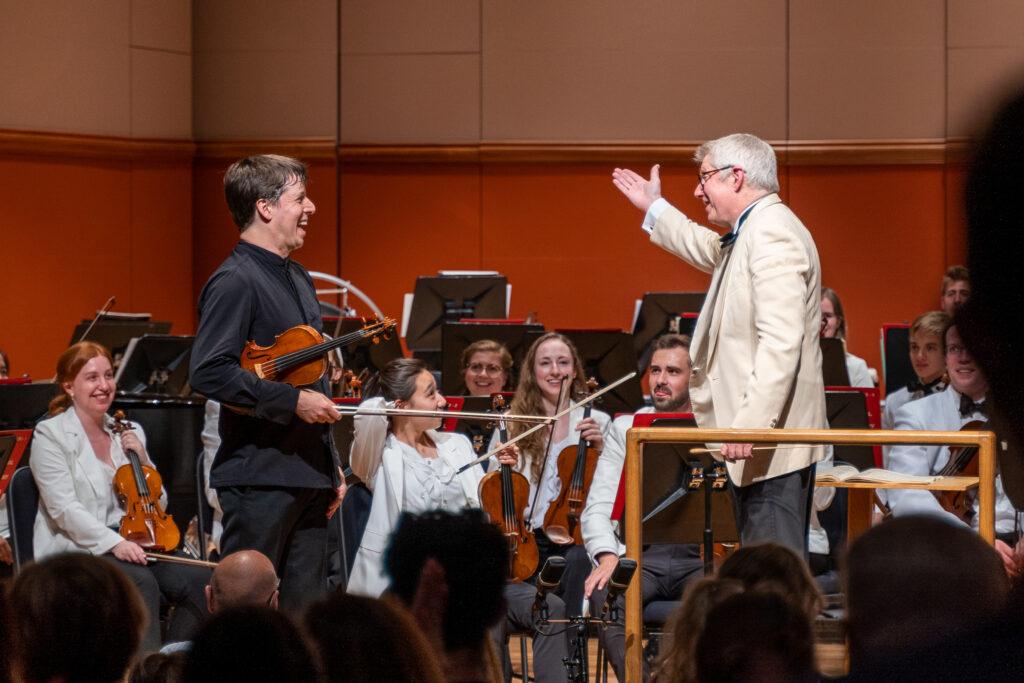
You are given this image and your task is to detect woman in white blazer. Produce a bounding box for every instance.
[347,358,518,597]
[29,341,208,653]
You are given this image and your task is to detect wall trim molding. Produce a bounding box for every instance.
[0,130,972,166]
[0,129,194,162]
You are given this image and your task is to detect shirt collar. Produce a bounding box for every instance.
[731,195,768,233]
[236,240,290,268]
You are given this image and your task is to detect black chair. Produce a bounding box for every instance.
[6,466,39,573]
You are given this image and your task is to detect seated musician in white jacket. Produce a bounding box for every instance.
[580,334,704,682]
[886,323,1018,542]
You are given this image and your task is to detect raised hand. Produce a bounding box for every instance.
[612,164,662,212]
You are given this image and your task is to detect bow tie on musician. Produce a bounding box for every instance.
[883,323,1023,576]
[28,341,211,654]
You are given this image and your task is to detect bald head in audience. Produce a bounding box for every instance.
[206,550,279,613]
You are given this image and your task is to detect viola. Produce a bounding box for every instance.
[543,379,601,546]
[241,318,396,387]
[110,410,181,552]
[478,396,538,582]
[934,419,986,524]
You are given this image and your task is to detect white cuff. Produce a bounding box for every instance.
[641,197,670,234]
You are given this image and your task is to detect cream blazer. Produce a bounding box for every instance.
[651,194,827,485]
[347,430,482,598]
[30,408,164,558]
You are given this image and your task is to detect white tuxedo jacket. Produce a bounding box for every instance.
[651,194,827,485]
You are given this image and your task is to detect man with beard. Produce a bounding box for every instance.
[579,334,704,681]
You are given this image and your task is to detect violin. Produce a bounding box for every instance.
[543,378,601,546]
[935,419,986,524]
[110,411,181,552]
[478,395,539,582]
[241,318,395,387]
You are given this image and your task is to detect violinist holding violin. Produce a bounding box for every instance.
[189,155,345,612]
[30,342,209,654]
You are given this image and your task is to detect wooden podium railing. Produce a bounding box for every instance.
[621,427,997,683]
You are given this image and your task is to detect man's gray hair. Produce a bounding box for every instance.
[694,133,779,193]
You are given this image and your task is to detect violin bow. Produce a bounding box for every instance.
[456,371,637,474]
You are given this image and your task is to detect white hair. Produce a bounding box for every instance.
[694,133,779,193]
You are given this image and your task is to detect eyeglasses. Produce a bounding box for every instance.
[697,165,735,190]
[467,363,504,376]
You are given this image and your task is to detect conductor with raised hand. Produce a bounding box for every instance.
[612,134,826,553]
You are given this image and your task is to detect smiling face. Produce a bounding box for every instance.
[945,325,987,400]
[64,355,115,420]
[820,296,840,339]
[260,177,315,256]
[533,339,575,406]
[463,350,508,397]
[909,329,944,384]
[649,347,692,412]
[394,369,448,432]
[693,156,741,228]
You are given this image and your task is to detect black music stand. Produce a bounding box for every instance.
[825,390,875,470]
[440,322,545,396]
[556,330,644,415]
[69,319,172,365]
[820,338,851,386]
[115,335,194,397]
[881,324,914,396]
[631,292,706,370]
[636,416,739,575]
[405,275,508,352]
[0,383,61,429]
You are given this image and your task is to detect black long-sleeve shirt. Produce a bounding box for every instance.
[189,241,337,489]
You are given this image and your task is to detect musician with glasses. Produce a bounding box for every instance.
[461,339,513,397]
[612,133,826,554]
[189,155,345,612]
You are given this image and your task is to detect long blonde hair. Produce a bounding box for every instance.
[507,333,587,483]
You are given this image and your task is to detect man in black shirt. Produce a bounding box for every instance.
[189,155,343,611]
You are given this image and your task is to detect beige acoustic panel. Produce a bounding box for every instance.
[131,48,192,139]
[0,26,131,136]
[947,47,1024,137]
[789,0,946,139]
[341,0,480,54]
[194,49,338,140]
[340,53,480,143]
[948,0,1024,48]
[194,0,336,54]
[481,0,786,141]
[131,0,190,53]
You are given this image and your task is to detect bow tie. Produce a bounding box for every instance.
[720,231,737,248]
[907,377,944,395]
[959,393,987,418]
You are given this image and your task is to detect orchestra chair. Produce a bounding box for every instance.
[340,481,372,578]
[6,466,38,574]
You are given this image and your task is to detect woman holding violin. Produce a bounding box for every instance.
[30,341,209,653]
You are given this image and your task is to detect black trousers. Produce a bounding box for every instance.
[102,553,210,654]
[218,486,332,613]
[591,543,704,682]
[729,464,816,556]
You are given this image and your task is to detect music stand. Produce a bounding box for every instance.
[326,317,403,382]
[631,292,706,367]
[405,275,508,352]
[556,330,645,415]
[69,319,172,364]
[0,383,61,429]
[824,388,877,470]
[114,335,194,396]
[0,430,31,496]
[881,324,914,396]
[820,338,851,386]
[612,414,739,576]
[440,322,545,396]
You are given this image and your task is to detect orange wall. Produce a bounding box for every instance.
[0,154,193,381]
[333,161,956,391]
